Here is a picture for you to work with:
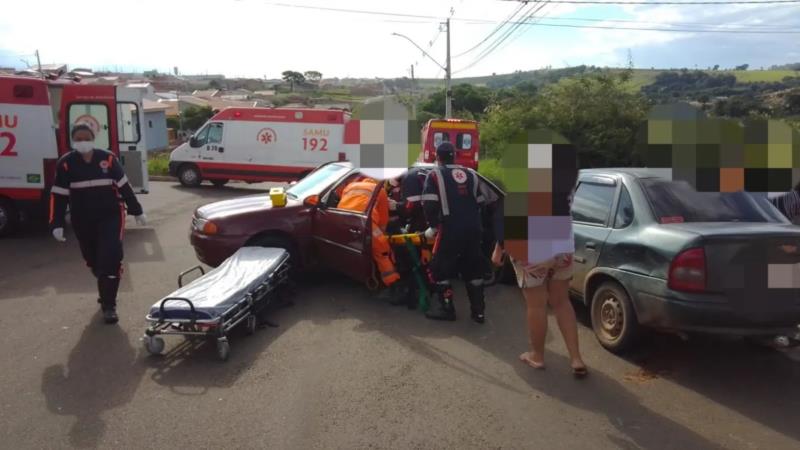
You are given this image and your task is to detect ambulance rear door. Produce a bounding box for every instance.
[0,77,58,195]
[60,84,117,156]
[115,86,149,193]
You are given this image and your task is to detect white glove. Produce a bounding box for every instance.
[135,214,147,226]
[424,227,437,240]
[52,227,66,242]
[388,199,398,211]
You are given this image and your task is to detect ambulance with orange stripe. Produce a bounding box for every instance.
[0,75,149,237]
[419,118,480,170]
[168,108,358,187]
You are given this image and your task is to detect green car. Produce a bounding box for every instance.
[570,169,800,353]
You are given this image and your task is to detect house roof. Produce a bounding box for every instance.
[192,89,220,98]
[143,99,171,112]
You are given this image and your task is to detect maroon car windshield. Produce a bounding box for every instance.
[286,164,351,200]
[640,179,785,223]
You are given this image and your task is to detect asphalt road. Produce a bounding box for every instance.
[1,181,799,450]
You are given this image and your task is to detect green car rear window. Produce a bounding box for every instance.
[640,179,783,223]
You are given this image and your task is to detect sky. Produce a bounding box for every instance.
[0,0,799,79]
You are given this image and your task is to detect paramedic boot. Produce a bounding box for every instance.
[380,282,406,305]
[425,284,456,321]
[98,276,120,324]
[466,281,486,324]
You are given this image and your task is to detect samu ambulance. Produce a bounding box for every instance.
[169,107,357,186]
[0,75,149,237]
[419,118,480,170]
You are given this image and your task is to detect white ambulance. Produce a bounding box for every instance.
[0,75,149,236]
[168,107,357,186]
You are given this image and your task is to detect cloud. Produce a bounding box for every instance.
[0,0,797,78]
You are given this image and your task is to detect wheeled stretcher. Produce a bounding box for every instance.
[142,247,291,361]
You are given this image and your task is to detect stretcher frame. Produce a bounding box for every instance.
[142,254,291,361]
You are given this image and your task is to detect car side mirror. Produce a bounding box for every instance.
[189,136,200,148]
[303,194,320,208]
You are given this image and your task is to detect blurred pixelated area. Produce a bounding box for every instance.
[353,98,419,179]
[501,129,578,265]
[637,103,800,193]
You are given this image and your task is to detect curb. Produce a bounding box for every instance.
[149,175,177,182]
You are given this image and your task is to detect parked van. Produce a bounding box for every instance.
[169,108,356,186]
[419,118,480,169]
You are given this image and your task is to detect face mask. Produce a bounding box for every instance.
[73,141,94,154]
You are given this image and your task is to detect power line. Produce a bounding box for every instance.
[455,1,551,74]
[453,0,527,57]
[500,0,800,4]
[504,19,800,33]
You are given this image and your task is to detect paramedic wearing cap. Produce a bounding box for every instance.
[49,124,147,324]
[421,142,487,323]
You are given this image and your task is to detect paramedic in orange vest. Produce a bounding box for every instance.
[50,124,146,324]
[338,177,406,303]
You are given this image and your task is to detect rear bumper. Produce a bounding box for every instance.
[190,230,247,267]
[635,291,800,335]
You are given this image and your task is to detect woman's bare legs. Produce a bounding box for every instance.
[520,285,549,368]
[546,278,586,370]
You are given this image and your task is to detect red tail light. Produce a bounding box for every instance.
[668,248,706,292]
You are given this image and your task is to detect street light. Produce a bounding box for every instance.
[391,28,452,119]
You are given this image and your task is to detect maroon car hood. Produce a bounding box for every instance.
[196,194,301,219]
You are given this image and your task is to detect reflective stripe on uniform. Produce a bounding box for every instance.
[70,179,114,189]
[115,175,129,187]
[433,168,449,216]
[469,278,484,286]
[344,188,374,197]
[405,194,422,202]
[471,170,480,201]
[51,186,70,196]
[420,193,439,201]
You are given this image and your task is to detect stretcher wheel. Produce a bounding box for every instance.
[245,315,257,335]
[217,338,230,361]
[143,336,165,355]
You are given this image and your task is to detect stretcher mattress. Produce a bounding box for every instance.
[149,247,289,321]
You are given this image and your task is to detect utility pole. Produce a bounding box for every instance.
[410,64,416,118]
[35,49,43,79]
[444,18,452,119]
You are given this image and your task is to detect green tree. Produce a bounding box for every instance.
[181,106,214,131]
[282,70,305,92]
[304,71,323,83]
[481,70,649,167]
[421,84,493,118]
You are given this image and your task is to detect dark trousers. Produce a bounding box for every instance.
[429,228,486,314]
[73,211,124,308]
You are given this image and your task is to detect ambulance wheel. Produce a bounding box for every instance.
[0,199,18,237]
[143,335,165,355]
[245,315,257,335]
[178,164,202,187]
[217,338,230,361]
[211,179,229,188]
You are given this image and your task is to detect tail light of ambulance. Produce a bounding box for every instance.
[668,247,707,293]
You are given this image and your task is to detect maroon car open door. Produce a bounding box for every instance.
[312,205,371,283]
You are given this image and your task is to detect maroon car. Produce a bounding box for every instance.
[190,161,507,286]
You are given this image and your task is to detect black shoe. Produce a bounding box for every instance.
[471,311,485,324]
[102,307,119,324]
[425,300,456,321]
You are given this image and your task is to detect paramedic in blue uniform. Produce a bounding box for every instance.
[50,124,147,324]
[421,142,488,323]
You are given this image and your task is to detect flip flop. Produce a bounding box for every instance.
[572,366,589,379]
[519,352,545,370]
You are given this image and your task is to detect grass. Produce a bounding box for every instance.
[729,70,799,83]
[148,151,171,176]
